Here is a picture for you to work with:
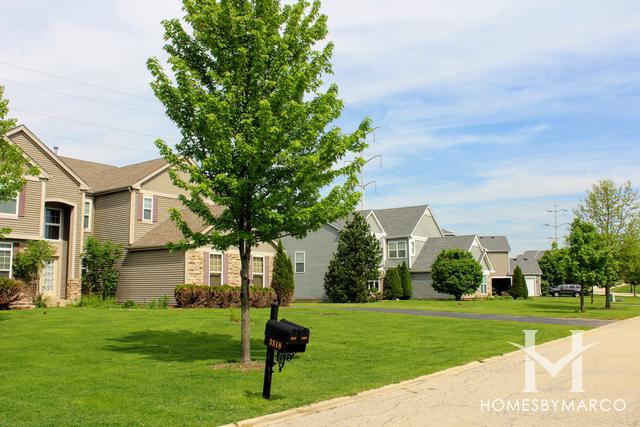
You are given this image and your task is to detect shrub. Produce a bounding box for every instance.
[510,266,528,299]
[13,240,55,284]
[82,236,124,299]
[0,277,22,310]
[32,293,48,308]
[271,240,295,306]
[122,300,137,309]
[146,295,170,309]
[399,261,412,300]
[174,285,276,309]
[383,268,403,300]
[431,249,483,301]
[74,295,120,308]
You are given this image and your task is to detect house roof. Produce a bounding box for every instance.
[359,205,429,237]
[442,229,457,236]
[478,236,511,252]
[59,156,167,194]
[411,235,477,272]
[129,206,226,250]
[509,252,543,276]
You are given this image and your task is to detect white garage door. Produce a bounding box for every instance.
[525,277,536,296]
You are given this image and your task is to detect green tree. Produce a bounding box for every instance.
[383,267,402,300]
[81,237,124,300]
[399,261,412,299]
[148,0,371,363]
[509,265,528,299]
[324,213,382,303]
[431,249,483,301]
[271,240,294,305]
[12,240,55,288]
[619,237,640,297]
[538,243,573,294]
[567,218,619,311]
[0,87,39,239]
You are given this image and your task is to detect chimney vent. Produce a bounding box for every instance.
[53,146,59,155]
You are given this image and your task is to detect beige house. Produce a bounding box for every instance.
[1,125,274,305]
[478,236,511,296]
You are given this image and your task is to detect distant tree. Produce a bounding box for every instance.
[509,265,528,299]
[538,243,573,294]
[0,86,39,239]
[12,241,55,288]
[81,237,124,300]
[271,240,294,306]
[619,237,640,297]
[399,261,412,299]
[567,218,618,311]
[383,267,402,300]
[431,249,482,301]
[324,213,382,303]
[148,0,372,364]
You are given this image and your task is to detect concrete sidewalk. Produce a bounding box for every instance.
[230,317,640,427]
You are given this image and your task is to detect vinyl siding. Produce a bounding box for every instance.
[411,239,427,267]
[0,179,42,237]
[410,272,451,299]
[282,224,339,300]
[487,252,509,277]
[117,249,185,304]
[94,190,130,245]
[9,131,85,281]
[140,169,190,195]
[412,212,443,238]
[134,193,184,241]
[365,215,384,234]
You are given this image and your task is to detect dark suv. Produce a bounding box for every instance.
[549,284,582,297]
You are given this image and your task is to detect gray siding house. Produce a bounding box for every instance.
[510,250,544,297]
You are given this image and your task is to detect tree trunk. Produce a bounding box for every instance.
[634,284,637,297]
[590,286,594,304]
[239,240,252,364]
[605,286,611,309]
[579,291,585,313]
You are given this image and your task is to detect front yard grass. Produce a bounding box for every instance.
[307,295,640,320]
[0,307,583,426]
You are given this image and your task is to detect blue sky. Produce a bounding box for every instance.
[2,1,640,254]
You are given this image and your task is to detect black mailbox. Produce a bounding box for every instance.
[264,318,310,353]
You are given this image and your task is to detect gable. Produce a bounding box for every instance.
[140,167,190,196]
[365,212,385,235]
[411,208,444,238]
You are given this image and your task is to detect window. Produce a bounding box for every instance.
[209,253,223,286]
[480,275,488,294]
[410,240,416,256]
[252,256,264,287]
[83,200,92,231]
[0,194,18,216]
[44,208,62,240]
[367,280,380,292]
[0,243,13,278]
[388,241,407,259]
[294,251,305,273]
[142,196,153,222]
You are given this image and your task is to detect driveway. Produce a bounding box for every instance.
[230,316,640,427]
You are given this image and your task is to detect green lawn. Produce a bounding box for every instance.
[296,295,640,320]
[612,284,638,295]
[0,307,582,426]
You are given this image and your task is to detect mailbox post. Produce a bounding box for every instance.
[262,302,310,399]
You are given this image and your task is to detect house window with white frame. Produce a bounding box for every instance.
[142,196,153,222]
[0,193,18,216]
[44,208,62,240]
[0,242,13,278]
[83,200,92,231]
[480,274,488,294]
[252,256,264,287]
[367,279,380,292]
[388,240,407,259]
[294,251,305,273]
[209,253,223,286]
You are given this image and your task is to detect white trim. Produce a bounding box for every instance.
[2,134,50,180]
[44,207,63,241]
[209,252,223,286]
[0,192,19,217]
[387,240,407,259]
[409,205,446,238]
[365,211,387,236]
[83,199,93,232]
[294,251,306,274]
[252,255,265,287]
[6,126,90,190]
[142,195,153,223]
[39,181,46,237]
[129,190,136,244]
[0,242,14,279]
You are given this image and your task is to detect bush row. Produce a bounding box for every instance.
[0,278,23,310]
[175,285,276,308]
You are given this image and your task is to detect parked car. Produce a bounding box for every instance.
[549,284,582,297]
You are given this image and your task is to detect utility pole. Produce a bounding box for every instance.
[544,203,569,245]
[359,155,381,210]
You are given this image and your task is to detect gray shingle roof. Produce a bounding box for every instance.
[359,205,428,237]
[411,235,477,272]
[479,236,511,252]
[509,252,543,276]
[60,156,168,194]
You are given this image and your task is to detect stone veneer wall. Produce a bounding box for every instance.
[184,250,274,287]
[185,250,204,285]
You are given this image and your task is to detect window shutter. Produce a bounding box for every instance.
[18,187,26,217]
[203,251,210,285]
[264,256,270,287]
[137,193,143,221]
[152,195,159,223]
[222,253,228,285]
